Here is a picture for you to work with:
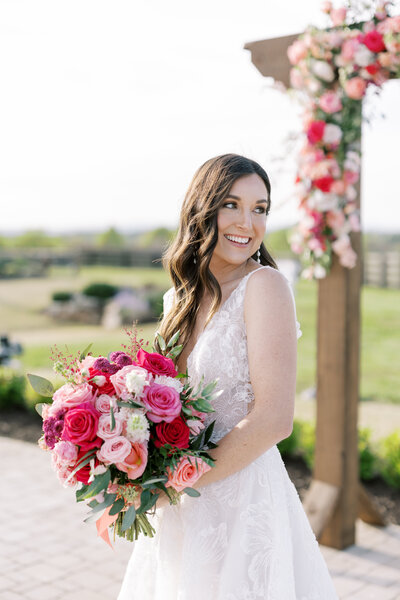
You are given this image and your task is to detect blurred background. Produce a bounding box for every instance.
[1,0,399,505]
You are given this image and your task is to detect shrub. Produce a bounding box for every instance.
[277,420,303,458]
[358,427,378,481]
[0,368,26,410]
[52,291,73,302]
[379,430,400,489]
[82,283,119,301]
[298,420,316,469]
[146,289,167,319]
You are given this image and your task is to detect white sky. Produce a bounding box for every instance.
[0,0,399,235]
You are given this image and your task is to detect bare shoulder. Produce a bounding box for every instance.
[245,266,292,307]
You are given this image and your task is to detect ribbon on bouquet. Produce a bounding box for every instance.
[96,506,119,548]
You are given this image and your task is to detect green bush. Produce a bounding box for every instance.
[146,289,168,319]
[277,420,303,458]
[52,291,74,302]
[82,282,119,300]
[358,427,378,481]
[0,368,27,410]
[379,430,400,489]
[298,421,316,470]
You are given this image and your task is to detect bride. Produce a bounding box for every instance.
[118,153,338,599]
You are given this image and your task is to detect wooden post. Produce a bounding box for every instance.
[244,35,387,550]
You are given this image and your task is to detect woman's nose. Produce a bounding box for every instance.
[236,209,252,230]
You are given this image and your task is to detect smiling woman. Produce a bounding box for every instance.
[118,153,339,600]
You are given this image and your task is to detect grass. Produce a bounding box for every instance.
[1,265,399,404]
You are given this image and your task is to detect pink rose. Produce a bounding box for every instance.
[319,91,342,114]
[306,120,325,144]
[62,402,102,451]
[53,440,78,465]
[142,383,181,423]
[362,30,386,53]
[97,436,132,465]
[116,442,148,480]
[345,77,367,100]
[49,382,96,416]
[330,7,347,26]
[110,365,151,401]
[97,412,124,440]
[135,348,178,378]
[330,180,346,195]
[326,210,346,231]
[95,394,114,414]
[287,40,308,65]
[166,457,211,493]
[78,355,97,371]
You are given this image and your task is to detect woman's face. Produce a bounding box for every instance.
[212,173,269,268]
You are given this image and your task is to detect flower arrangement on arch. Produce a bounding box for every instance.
[286,0,400,279]
[28,325,220,545]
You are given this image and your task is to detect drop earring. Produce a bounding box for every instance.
[257,248,261,264]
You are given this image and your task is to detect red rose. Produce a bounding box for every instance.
[313,176,334,192]
[154,416,190,449]
[363,30,386,53]
[135,348,178,377]
[62,402,102,451]
[74,449,99,484]
[365,62,380,75]
[88,367,116,396]
[306,120,325,145]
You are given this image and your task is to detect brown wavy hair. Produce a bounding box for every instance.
[155,153,278,360]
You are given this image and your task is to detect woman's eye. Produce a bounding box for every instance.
[223,202,236,209]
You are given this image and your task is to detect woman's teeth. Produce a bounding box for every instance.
[225,235,250,245]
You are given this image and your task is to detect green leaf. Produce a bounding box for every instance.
[109,497,125,516]
[68,454,95,480]
[83,510,101,524]
[201,380,218,396]
[81,470,111,500]
[167,330,180,348]
[203,421,215,446]
[110,404,116,432]
[190,398,215,413]
[141,476,168,487]
[117,400,144,409]
[121,504,137,532]
[89,493,117,514]
[156,332,166,352]
[35,402,48,417]
[79,343,93,361]
[27,374,54,397]
[183,487,200,497]
[76,484,90,502]
[166,344,183,359]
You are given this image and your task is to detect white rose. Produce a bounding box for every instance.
[323,123,342,145]
[310,59,335,82]
[307,190,339,211]
[121,409,150,444]
[354,45,374,67]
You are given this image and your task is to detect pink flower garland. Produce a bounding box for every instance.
[286,1,400,279]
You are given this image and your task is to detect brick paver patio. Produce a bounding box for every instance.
[1,436,400,599]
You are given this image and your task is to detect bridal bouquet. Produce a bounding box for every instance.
[28,326,220,545]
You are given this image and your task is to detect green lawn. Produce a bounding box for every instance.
[1,266,399,404]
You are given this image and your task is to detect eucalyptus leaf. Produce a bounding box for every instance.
[109,497,125,516]
[121,504,137,532]
[141,476,168,487]
[183,487,201,497]
[81,470,111,500]
[35,402,48,417]
[167,330,180,348]
[156,332,166,352]
[110,404,116,431]
[90,493,117,514]
[166,345,183,359]
[27,374,54,398]
[79,343,93,361]
[117,400,144,409]
[83,511,101,524]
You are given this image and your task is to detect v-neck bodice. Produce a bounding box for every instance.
[162,266,302,443]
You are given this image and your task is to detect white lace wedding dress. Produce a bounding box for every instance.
[118,266,338,600]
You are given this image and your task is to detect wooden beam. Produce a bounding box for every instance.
[244,34,300,87]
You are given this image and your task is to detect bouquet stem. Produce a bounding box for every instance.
[114,512,156,541]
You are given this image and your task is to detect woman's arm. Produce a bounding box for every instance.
[191,267,298,490]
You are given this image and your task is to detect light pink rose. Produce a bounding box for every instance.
[326,210,346,231]
[97,412,124,440]
[310,59,335,82]
[348,213,361,232]
[331,7,347,26]
[97,436,132,465]
[345,77,367,100]
[186,419,205,436]
[51,454,77,487]
[338,247,357,268]
[49,382,96,416]
[142,383,182,423]
[95,394,114,414]
[290,68,304,89]
[78,355,97,371]
[319,91,342,114]
[344,170,359,185]
[53,440,78,465]
[110,365,150,401]
[330,180,346,195]
[166,457,212,493]
[116,442,148,480]
[287,40,308,65]
[323,123,342,145]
